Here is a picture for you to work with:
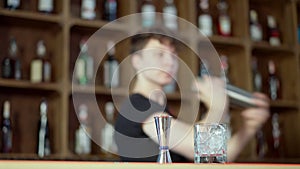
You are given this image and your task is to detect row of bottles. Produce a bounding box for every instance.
[81,0,117,21]
[141,0,178,30]
[1,37,52,83]
[75,102,117,155]
[1,99,51,157]
[75,38,119,88]
[198,0,231,37]
[4,0,54,13]
[249,10,281,46]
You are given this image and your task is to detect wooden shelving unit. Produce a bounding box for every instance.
[0,0,299,163]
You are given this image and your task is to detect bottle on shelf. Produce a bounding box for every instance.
[267,15,281,46]
[101,102,117,154]
[4,0,20,10]
[220,54,229,83]
[162,0,178,30]
[1,101,12,153]
[198,0,213,37]
[81,0,96,20]
[37,99,51,157]
[141,0,156,28]
[30,40,52,83]
[271,113,284,158]
[1,37,22,80]
[249,10,263,42]
[217,0,231,37]
[251,57,262,92]
[103,0,117,21]
[256,129,268,159]
[198,60,209,78]
[75,37,94,85]
[267,60,281,100]
[104,41,119,88]
[38,0,54,13]
[75,104,91,155]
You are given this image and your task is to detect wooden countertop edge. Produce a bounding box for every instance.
[0,160,299,169]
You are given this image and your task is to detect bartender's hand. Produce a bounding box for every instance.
[240,93,270,133]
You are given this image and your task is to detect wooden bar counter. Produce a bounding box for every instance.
[0,161,299,169]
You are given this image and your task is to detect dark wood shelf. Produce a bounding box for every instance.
[270,100,299,110]
[251,41,295,54]
[0,9,62,24]
[0,79,60,92]
[209,36,245,47]
[71,84,127,96]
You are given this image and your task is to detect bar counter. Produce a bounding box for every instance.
[0,161,299,169]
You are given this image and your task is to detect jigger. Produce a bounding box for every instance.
[154,115,172,163]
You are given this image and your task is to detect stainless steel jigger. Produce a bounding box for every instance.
[154,115,172,163]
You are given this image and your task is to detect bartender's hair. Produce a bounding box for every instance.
[130,26,180,54]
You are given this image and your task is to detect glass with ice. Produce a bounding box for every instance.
[194,123,228,163]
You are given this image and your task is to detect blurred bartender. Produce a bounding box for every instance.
[114,27,270,162]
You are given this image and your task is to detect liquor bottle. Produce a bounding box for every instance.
[251,57,262,92]
[103,0,117,21]
[104,41,119,88]
[2,37,22,80]
[256,129,268,159]
[217,0,231,37]
[220,55,229,83]
[249,10,263,42]
[267,15,281,46]
[198,0,213,36]
[268,60,280,100]
[271,113,284,158]
[75,104,91,155]
[37,99,51,157]
[4,0,20,10]
[163,0,178,30]
[101,102,117,154]
[141,0,156,28]
[81,0,96,20]
[30,40,52,83]
[1,101,12,153]
[38,0,54,13]
[75,37,94,85]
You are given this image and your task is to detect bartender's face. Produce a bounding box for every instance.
[132,38,179,87]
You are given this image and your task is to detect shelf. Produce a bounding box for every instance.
[0,153,63,160]
[0,9,62,24]
[209,36,245,47]
[70,18,129,33]
[0,79,60,92]
[71,84,127,96]
[270,100,299,110]
[251,41,295,54]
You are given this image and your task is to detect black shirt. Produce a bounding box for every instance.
[114,93,189,162]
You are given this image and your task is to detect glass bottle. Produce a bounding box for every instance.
[75,37,94,85]
[104,0,117,21]
[141,0,156,28]
[249,10,263,42]
[198,0,213,36]
[104,41,119,88]
[75,104,91,155]
[2,37,22,80]
[251,57,262,92]
[37,99,51,157]
[267,15,281,46]
[38,0,54,13]
[81,0,96,20]
[268,60,280,100]
[217,0,231,37]
[4,0,20,10]
[1,101,12,153]
[163,0,178,30]
[101,102,117,154]
[220,54,229,83]
[30,40,52,83]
